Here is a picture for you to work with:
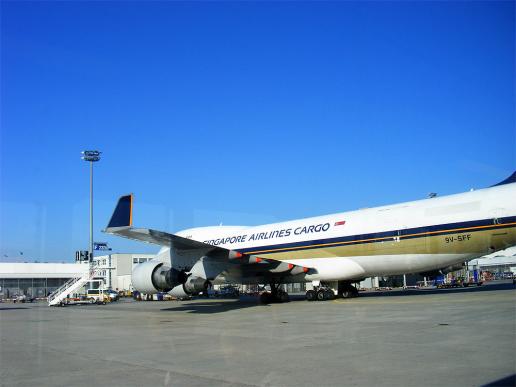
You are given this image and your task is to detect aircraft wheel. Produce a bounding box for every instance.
[316,289,327,301]
[325,290,334,300]
[306,290,316,301]
[259,292,271,304]
[341,290,353,299]
[279,291,290,303]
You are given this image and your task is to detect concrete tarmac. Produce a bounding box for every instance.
[1,282,515,387]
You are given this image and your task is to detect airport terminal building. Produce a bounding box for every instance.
[0,253,156,299]
[0,262,88,299]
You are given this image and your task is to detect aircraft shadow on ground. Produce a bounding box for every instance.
[482,373,516,387]
[160,299,267,314]
[159,282,515,313]
[0,307,31,311]
[358,282,516,298]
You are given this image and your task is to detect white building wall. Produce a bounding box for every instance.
[117,275,132,291]
[92,253,156,291]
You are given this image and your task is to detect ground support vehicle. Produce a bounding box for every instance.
[435,275,483,289]
[49,295,104,306]
[85,289,109,304]
[62,296,97,306]
[12,295,35,303]
[105,289,119,301]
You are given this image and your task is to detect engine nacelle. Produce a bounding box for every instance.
[184,276,210,294]
[132,261,186,293]
[169,284,189,298]
[168,275,210,297]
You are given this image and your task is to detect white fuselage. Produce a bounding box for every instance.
[172,183,516,283]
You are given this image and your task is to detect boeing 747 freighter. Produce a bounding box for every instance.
[104,172,516,302]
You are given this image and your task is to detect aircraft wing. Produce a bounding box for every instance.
[103,194,314,276]
[105,225,223,252]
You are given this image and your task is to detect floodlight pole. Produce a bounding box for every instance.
[82,150,101,268]
[89,160,93,268]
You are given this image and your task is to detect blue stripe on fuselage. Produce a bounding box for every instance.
[236,216,516,255]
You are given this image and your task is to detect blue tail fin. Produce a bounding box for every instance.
[107,194,133,228]
[491,171,516,187]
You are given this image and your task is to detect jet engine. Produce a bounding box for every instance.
[132,260,186,293]
[169,275,210,297]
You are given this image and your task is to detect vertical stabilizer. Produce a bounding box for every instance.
[106,194,133,228]
[491,171,516,187]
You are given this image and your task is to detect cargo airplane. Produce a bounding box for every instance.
[104,172,516,302]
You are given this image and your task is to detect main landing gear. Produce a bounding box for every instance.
[305,287,335,301]
[259,283,290,304]
[338,281,359,299]
[306,281,359,301]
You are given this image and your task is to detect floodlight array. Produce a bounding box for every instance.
[81,150,102,162]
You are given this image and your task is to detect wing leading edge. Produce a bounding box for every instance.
[103,194,315,276]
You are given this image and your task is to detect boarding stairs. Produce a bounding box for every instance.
[48,265,102,306]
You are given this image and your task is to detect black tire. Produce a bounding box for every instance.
[316,289,327,301]
[280,292,290,303]
[306,290,316,301]
[341,290,353,299]
[260,292,271,304]
[325,290,334,300]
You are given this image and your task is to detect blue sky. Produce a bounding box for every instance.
[1,1,514,262]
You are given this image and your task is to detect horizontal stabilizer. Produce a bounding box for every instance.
[107,194,133,228]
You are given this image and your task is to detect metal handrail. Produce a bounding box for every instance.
[47,266,102,305]
[48,277,81,302]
